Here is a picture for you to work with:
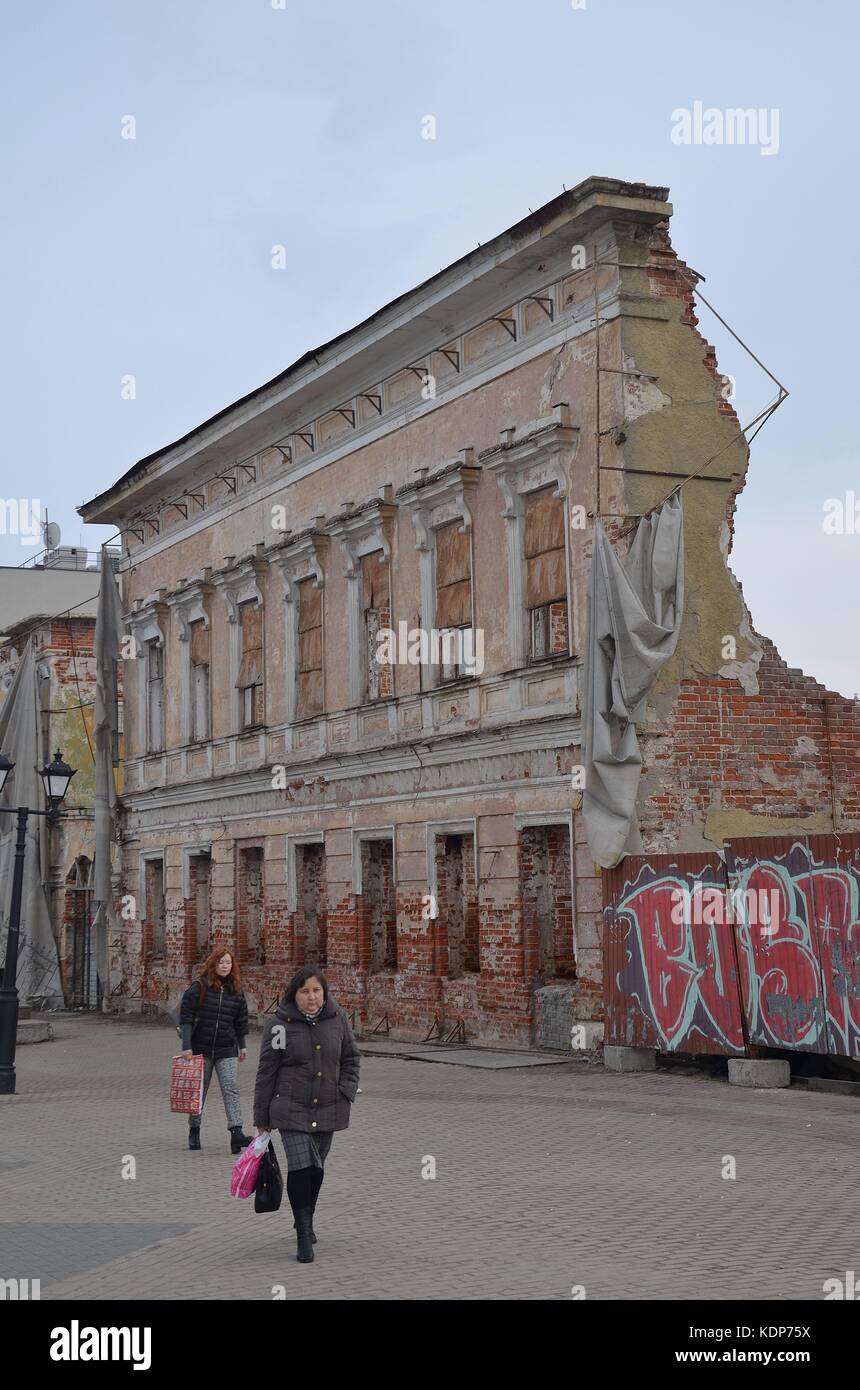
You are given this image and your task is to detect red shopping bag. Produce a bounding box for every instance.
[170,1053,205,1115]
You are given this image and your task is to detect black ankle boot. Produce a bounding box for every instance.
[294,1208,315,1263]
[189,1125,201,1151]
[229,1126,253,1154]
[293,1216,317,1244]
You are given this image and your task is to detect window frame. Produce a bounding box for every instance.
[397,453,480,690]
[481,407,578,670]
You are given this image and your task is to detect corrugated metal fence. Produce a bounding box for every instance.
[603,833,860,1059]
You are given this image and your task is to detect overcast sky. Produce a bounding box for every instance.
[1,0,857,694]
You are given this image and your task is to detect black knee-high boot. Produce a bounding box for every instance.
[294,1168,323,1243]
[309,1167,324,1238]
[287,1168,315,1263]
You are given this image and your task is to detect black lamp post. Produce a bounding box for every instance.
[0,749,76,1095]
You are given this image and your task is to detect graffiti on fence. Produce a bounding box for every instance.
[603,855,745,1055]
[727,837,860,1058]
[604,834,860,1059]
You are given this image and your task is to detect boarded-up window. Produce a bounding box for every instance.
[189,620,210,741]
[524,488,568,658]
[147,641,164,752]
[236,601,264,727]
[435,522,472,628]
[296,580,323,717]
[436,522,474,682]
[362,550,393,701]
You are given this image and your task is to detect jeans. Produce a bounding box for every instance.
[189,1055,242,1128]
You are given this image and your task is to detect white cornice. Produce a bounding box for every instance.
[267,530,330,600]
[211,548,267,621]
[166,573,215,640]
[480,402,580,506]
[397,451,481,551]
[127,597,168,646]
[327,498,398,578]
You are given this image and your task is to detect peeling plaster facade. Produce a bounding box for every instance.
[79,176,860,1044]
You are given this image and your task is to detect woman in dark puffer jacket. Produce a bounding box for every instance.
[179,947,253,1154]
[254,965,361,1264]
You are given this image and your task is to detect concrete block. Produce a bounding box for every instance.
[803,1077,860,1098]
[604,1044,656,1073]
[569,1021,604,1051]
[17,1019,53,1044]
[728,1058,790,1089]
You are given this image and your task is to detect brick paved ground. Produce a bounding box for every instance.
[1,1016,857,1301]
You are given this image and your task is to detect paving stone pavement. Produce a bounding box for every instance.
[1,1016,857,1301]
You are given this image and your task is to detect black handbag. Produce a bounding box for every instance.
[254,1142,284,1214]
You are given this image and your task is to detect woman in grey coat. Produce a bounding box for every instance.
[253,965,361,1264]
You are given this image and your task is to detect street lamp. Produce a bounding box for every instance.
[0,747,77,1094]
[40,750,76,822]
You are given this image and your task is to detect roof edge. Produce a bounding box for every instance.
[79,175,671,523]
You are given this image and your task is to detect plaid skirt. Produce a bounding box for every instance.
[279,1128,334,1171]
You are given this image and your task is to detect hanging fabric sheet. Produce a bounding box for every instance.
[582,494,684,869]
[92,547,124,999]
[0,639,63,1003]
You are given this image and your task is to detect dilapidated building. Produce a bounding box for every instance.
[0,550,123,1007]
[79,176,860,1048]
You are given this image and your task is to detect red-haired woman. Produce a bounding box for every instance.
[179,947,253,1153]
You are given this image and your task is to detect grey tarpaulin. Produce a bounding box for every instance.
[92,546,124,1003]
[582,494,684,869]
[0,639,63,1003]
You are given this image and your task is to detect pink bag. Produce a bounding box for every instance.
[230,1133,271,1199]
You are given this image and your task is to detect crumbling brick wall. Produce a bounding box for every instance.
[434,833,479,978]
[645,222,739,426]
[296,842,328,967]
[183,852,211,967]
[640,637,860,851]
[359,839,396,973]
[142,858,166,960]
[519,825,575,983]
[236,844,265,966]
